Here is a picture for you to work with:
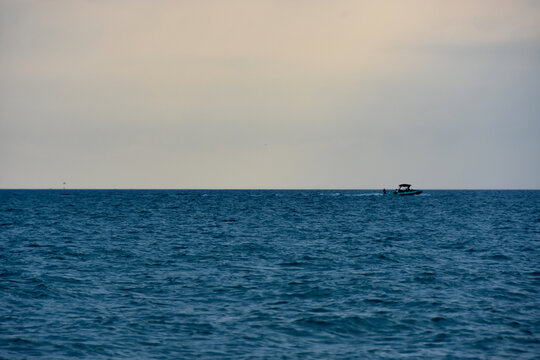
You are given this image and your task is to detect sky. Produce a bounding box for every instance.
[1,0,539,189]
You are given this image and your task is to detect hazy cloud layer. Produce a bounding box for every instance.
[1,0,539,188]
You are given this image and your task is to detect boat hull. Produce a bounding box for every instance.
[393,190,422,196]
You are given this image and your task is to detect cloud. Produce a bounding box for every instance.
[1,0,539,188]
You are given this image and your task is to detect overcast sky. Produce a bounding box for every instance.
[1,0,539,189]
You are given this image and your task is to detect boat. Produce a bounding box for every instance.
[392,184,422,196]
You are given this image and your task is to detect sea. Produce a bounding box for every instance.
[1,190,539,359]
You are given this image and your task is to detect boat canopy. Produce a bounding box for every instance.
[398,184,411,187]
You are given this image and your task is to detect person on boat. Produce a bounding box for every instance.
[382,188,386,194]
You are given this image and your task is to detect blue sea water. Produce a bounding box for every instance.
[0,190,539,359]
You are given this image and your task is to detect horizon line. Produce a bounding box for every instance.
[1,188,539,191]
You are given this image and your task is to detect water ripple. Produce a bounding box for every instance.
[0,190,539,359]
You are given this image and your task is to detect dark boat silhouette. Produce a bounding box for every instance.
[392,184,422,196]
